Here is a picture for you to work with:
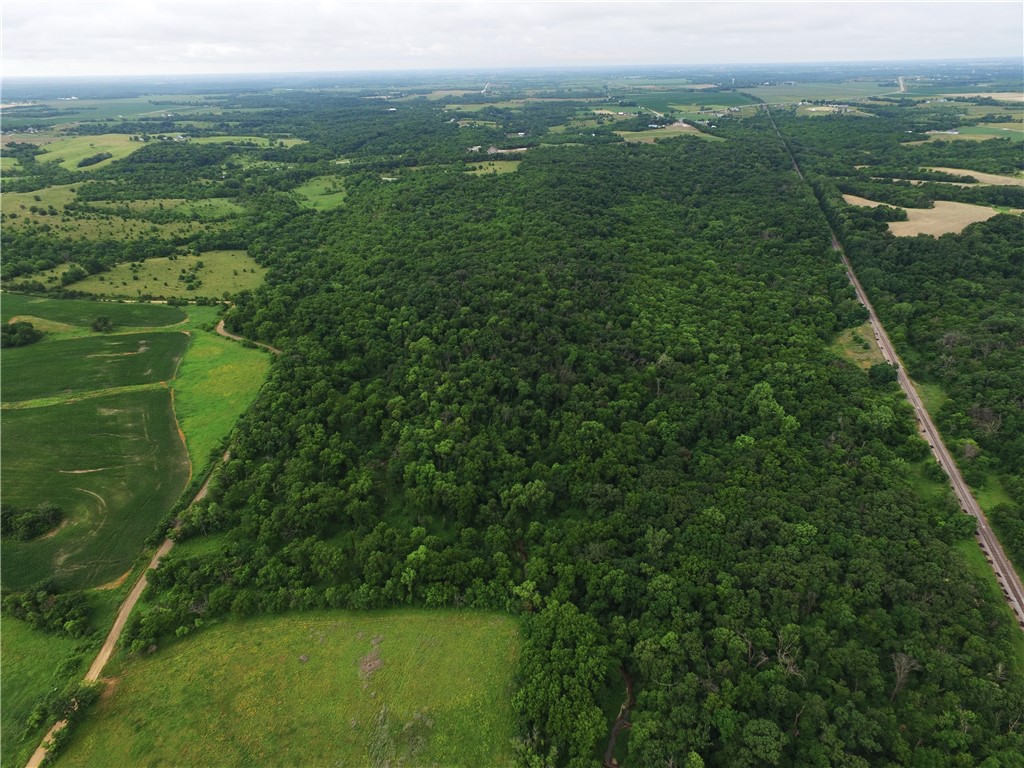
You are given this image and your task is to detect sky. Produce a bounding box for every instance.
[2,1,1022,78]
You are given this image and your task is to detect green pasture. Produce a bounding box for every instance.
[1,619,88,768]
[466,160,522,175]
[939,124,1024,142]
[291,175,348,210]
[172,312,271,473]
[2,183,78,212]
[615,124,723,143]
[2,331,187,402]
[87,197,244,219]
[1,293,184,327]
[744,81,893,104]
[190,136,305,147]
[0,388,189,590]
[69,250,266,299]
[1,156,19,171]
[34,134,143,171]
[55,610,520,768]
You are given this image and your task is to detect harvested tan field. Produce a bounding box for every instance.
[842,195,1012,236]
[924,167,1024,186]
[944,92,1024,102]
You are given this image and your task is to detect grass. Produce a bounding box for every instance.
[291,175,348,210]
[87,197,244,219]
[923,167,1024,186]
[841,195,1009,236]
[465,160,522,175]
[1,619,88,768]
[742,81,893,104]
[55,610,521,768]
[2,293,185,327]
[34,134,144,171]
[171,313,271,474]
[67,250,267,300]
[190,136,305,147]
[915,380,949,415]
[832,321,885,369]
[0,388,190,590]
[1,332,188,401]
[615,124,723,143]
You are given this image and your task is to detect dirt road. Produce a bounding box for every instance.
[215,319,282,354]
[25,452,231,768]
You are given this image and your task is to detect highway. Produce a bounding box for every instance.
[762,103,1024,630]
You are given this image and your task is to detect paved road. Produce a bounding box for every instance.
[762,103,1024,630]
[836,238,1024,628]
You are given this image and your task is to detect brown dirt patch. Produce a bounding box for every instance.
[96,569,132,590]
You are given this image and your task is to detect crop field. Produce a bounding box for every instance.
[922,126,1024,142]
[171,308,272,472]
[1,388,189,590]
[69,250,266,299]
[1,331,188,402]
[291,175,348,209]
[55,610,520,768]
[34,134,144,171]
[842,194,1009,236]
[2,293,185,327]
[743,81,894,103]
[466,160,522,175]
[615,123,722,143]
[622,89,757,111]
[924,167,1024,186]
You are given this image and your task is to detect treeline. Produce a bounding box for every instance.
[123,109,1024,767]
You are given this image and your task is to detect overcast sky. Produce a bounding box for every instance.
[2,1,1022,78]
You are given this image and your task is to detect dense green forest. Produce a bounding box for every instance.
[2,70,1023,766]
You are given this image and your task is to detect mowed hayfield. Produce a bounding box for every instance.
[33,134,144,171]
[0,389,189,590]
[841,195,1014,236]
[55,610,521,768]
[924,167,1024,186]
[291,175,347,210]
[69,250,266,299]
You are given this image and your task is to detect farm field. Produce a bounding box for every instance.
[615,123,721,143]
[743,80,893,103]
[1,293,186,328]
[0,388,189,590]
[924,166,1024,186]
[68,250,267,299]
[33,134,144,171]
[921,126,1024,142]
[290,175,347,209]
[841,194,1011,236]
[1,332,188,402]
[55,610,521,768]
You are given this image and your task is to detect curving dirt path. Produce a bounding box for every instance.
[215,319,282,354]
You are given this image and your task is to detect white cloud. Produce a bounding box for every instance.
[2,1,1021,77]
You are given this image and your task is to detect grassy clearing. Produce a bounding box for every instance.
[915,380,949,415]
[1,293,185,327]
[832,321,885,369]
[172,318,271,473]
[34,134,143,171]
[69,250,266,300]
[291,175,347,210]
[465,160,522,175]
[1,331,188,401]
[1,619,88,768]
[0,389,189,590]
[56,610,520,768]
[615,123,722,143]
[190,136,305,147]
[87,197,244,219]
